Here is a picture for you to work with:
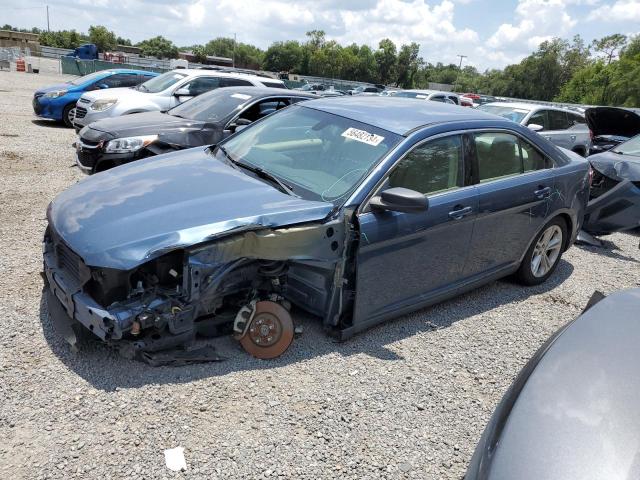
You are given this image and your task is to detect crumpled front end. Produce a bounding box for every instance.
[583,158,640,235]
[43,215,354,363]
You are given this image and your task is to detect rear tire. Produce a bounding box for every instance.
[516,217,567,286]
[62,103,76,128]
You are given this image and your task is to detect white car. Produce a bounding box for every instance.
[393,89,462,105]
[73,69,286,129]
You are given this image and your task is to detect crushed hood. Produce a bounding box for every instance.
[589,151,640,182]
[585,107,640,138]
[87,111,207,139]
[48,147,334,270]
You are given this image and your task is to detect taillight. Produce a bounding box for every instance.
[589,129,594,141]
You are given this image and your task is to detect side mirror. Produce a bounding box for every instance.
[174,87,191,97]
[235,118,252,126]
[528,123,544,132]
[370,187,428,213]
[97,83,109,89]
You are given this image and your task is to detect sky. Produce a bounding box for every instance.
[2,0,639,70]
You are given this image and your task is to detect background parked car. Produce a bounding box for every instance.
[74,87,315,174]
[478,102,591,156]
[32,69,158,127]
[582,134,640,236]
[349,85,384,95]
[585,106,640,155]
[45,97,589,362]
[466,288,640,480]
[73,69,287,130]
[394,89,462,105]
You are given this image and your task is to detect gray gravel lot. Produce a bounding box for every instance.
[0,67,639,480]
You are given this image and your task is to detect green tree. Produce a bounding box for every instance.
[374,38,397,85]
[137,36,179,59]
[264,41,304,72]
[591,33,627,64]
[116,36,132,46]
[396,43,420,88]
[88,25,117,52]
[191,45,208,63]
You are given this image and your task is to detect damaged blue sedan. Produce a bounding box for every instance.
[43,97,590,362]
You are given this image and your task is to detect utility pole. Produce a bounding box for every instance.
[457,54,467,69]
[46,5,50,32]
[233,33,236,69]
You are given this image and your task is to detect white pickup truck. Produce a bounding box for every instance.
[478,102,592,157]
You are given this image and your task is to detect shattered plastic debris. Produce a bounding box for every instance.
[164,446,187,472]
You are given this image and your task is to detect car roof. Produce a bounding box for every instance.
[170,69,285,83]
[209,86,316,98]
[402,89,457,97]
[301,96,498,135]
[484,101,580,114]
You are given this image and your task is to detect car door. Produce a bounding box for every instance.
[463,131,555,277]
[353,133,478,322]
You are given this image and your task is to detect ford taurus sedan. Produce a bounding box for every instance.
[43,97,590,362]
[74,87,315,174]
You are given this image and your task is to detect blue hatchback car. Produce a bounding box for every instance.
[43,97,590,362]
[33,69,158,127]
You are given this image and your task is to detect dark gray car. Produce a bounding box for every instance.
[466,288,640,480]
[75,87,315,174]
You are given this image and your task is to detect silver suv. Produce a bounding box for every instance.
[478,102,591,156]
[73,69,286,129]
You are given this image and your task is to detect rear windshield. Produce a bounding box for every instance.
[477,105,530,123]
[69,71,110,86]
[169,89,253,122]
[613,135,640,157]
[137,71,187,93]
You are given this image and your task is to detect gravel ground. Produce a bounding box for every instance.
[1,67,639,480]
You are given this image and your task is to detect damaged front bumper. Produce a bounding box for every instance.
[583,172,640,236]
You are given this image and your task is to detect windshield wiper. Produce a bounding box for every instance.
[216,146,298,197]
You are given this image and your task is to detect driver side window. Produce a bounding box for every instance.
[527,110,549,130]
[388,135,464,195]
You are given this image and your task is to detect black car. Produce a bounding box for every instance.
[585,106,640,155]
[74,87,315,174]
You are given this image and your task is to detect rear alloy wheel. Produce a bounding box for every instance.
[62,104,76,128]
[517,218,567,285]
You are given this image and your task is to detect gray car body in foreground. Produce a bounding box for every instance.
[43,97,589,361]
[466,288,640,480]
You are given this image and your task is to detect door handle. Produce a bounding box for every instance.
[534,186,551,199]
[570,135,577,141]
[448,205,473,220]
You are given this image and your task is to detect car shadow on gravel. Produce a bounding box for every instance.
[576,234,639,263]
[38,260,574,392]
[31,119,67,129]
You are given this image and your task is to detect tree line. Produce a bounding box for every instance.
[3,23,638,106]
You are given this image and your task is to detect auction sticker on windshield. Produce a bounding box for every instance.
[342,127,384,146]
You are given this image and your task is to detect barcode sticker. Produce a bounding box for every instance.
[342,127,384,146]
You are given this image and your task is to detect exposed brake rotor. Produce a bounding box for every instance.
[239,301,294,359]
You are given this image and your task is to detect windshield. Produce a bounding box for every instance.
[216,106,401,203]
[69,71,110,86]
[613,134,640,156]
[478,105,530,123]
[394,91,429,99]
[138,71,187,93]
[169,89,252,121]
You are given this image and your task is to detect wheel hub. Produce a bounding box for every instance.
[239,301,293,359]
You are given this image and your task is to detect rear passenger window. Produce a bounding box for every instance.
[520,139,550,171]
[568,112,586,127]
[388,135,463,195]
[474,132,550,182]
[548,110,569,130]
[221,78,253,87]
